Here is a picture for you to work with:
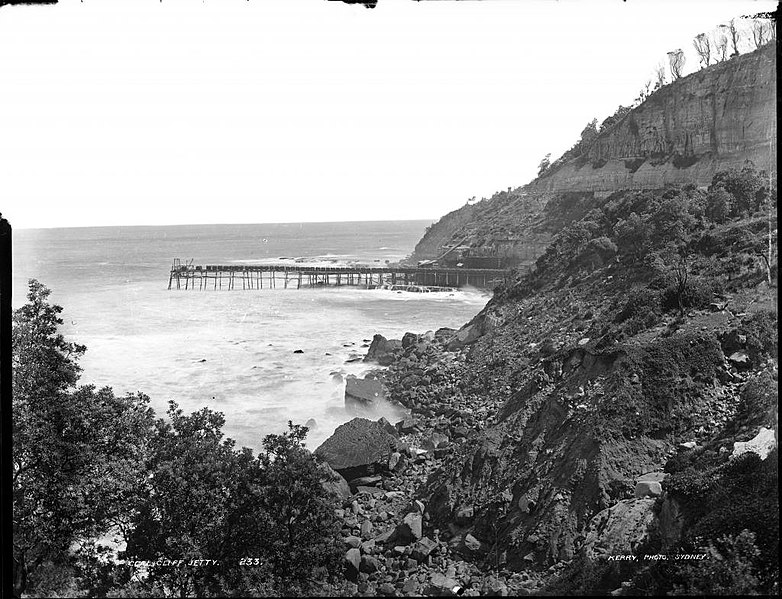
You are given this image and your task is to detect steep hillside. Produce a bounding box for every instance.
[306,164,776,597]
[380,165,778,594]
[408,187,553,268]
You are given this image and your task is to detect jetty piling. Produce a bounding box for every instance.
[167,260,512,292]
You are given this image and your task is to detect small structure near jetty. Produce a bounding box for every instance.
[167,259,510,291]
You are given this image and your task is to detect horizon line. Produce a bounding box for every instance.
[11,217,438,232]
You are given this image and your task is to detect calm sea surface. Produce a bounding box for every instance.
[12,221,490,450]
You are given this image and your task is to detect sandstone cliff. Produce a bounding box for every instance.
[409,44,775,267]
[533,43,776,194]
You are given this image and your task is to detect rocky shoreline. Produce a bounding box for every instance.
[312,330,553,597]
[311,265,777,597]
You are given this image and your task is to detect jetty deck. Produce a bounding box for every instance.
[167,260,510,291]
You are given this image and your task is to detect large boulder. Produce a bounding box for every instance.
[344,548,361,581]
[314,418,403,480]
[634,480,662,499]
[392,512,423,545]
[446,321,483,351]
[401,332,419,348]
[733,426,776,460]
[363,334,402,366]
[345,377,388,414]
[581,498,657,560]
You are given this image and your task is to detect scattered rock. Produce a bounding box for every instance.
[360,519,374,540]
[634,481,662,499]
[396,418,419,433]
[410,536,438,562]
[728,351,750,366]
[733,427,776,460]
[402,332,419,348]
[318,461,352,500]
[582,498,657,559]
[462,533,484,554]
[356,485,386,497]
[402,578,421,595]
[480,576,508,596]
[359,554,380,573]
[428,572,460,595]
[455,505,474,524]
[388,452,405,472]
[446,322,482,351]
[348,475,382,489]
[344,536,362,549]
[364,334,403,366]
[422,432,449,451]
[344,548,361,581]
[345,377,389,414]
[393,512,423,545]
[377,417,399,437]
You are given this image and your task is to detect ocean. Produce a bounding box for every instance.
[12,221,490,451]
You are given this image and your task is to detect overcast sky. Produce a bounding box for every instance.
[0,0,774,229]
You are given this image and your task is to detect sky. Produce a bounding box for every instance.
[0,0,775,229]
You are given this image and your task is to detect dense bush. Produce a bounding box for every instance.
[12,281,158,597]
[735,310,778,361]
[13,281,344,598]
[710,163,771,217]
[597,333,724,438]
[647,449,779,596]
[659,276,715,312]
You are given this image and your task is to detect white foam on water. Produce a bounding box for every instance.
[12,222,489,452]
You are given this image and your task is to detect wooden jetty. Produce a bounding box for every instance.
[167,259,510,291]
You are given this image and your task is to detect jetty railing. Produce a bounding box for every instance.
[167,262,511,291]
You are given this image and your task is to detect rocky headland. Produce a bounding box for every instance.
[408,44,775,272]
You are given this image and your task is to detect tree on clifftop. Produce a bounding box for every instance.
[537,153,551,176]
[654,62,667,89]
[726,18,742,57]
[715,31,730,62]
[693,33,712,68]
[668,49,686,80]
[751,18,774,49]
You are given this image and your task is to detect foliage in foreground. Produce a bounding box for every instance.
[13,281,342,597]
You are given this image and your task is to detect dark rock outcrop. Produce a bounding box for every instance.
[344,376,388,414]
[364,334,402,366]
[314,417,402,480]
[318,461,352,500]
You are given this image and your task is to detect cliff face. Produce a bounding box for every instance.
[410,45,775,267]
[532,44,776,194]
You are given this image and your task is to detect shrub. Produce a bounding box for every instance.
[615,288,662,324]
[660,276,715,312]
[705,187,733,223]
[600,333,725,437]
[670,530,762,595]
[736,310,778,361]
[710,163,769,216]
